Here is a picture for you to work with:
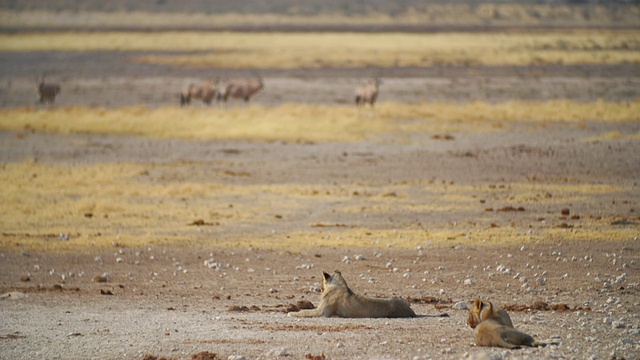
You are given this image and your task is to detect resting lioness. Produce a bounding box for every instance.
[288,270,447,318]
[468,298,547,349]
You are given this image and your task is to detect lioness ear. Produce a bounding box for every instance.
[485,301,493,312]
[474,298,483,310]
[323,272,331,281]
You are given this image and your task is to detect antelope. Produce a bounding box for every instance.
[216,76,264,106]
[355,78,381,107]
[180,81,217,106]
[36,79,61,106]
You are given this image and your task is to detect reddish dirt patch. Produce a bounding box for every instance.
[503,301,592,313]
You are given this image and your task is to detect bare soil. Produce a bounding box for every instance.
[1,51,640,108]
[0,50,639,360]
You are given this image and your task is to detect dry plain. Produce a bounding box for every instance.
[0,28,639,360]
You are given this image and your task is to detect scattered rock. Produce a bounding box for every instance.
[0,292,28,300]
[93,275,108,283]
[432,134,455,141]
[188,219,217,226]
[264,347,290,357]
[143,355,174,360]
[191,351,218,360]
[305,353,326,360]
[497,206,525,212]
[285,300,315,313]
[0,332,26,340]
[296,300,315,310]
[228,305,261,312]
[227,356,246,360]
[453,301,468,310]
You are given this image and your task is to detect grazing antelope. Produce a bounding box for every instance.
[180,81,217,106]
[216,76,264,106]
[36,79,61,106]
[355,78,381,107]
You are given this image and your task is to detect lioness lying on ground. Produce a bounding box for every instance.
[467,298,548,349]
[288,270,447,318]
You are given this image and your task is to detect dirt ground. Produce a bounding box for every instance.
[1,50,639,360]
[2,51,640,108]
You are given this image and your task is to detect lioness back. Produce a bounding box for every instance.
[340,295,416,318]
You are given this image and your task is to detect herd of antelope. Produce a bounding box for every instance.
[34,75,383,109]
[180,76,266,107]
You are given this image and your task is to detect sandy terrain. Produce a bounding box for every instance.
[1,49,639,359]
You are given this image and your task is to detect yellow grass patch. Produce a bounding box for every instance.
[0,30,638,68]
[1,5,639,30]
[585,131,640,142]
[1,161,636,253]
[1,101,638,143]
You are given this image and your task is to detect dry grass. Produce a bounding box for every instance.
[1,101,638,143]
[1,4,639,29]
[1,161,636,253]
[1,30,639,68]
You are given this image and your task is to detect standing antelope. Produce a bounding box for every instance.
[36,79,61,106]
[216,76,264,106]
[180,81,217,106]
[355,78,381,107]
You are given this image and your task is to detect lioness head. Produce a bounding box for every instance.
[321,270,349,292]
[467,298,492,329]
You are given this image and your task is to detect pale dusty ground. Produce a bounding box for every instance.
[0,50,639,359]
[0,123,638,359]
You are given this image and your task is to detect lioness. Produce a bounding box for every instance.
[288,270,446,318]
[468,298,547,349]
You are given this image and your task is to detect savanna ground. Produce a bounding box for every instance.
[1,8,640,359]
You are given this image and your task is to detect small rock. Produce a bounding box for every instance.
[264,347,290,357]
[530,315,546,322]
[93,275,108,283]
[0,292,28,300]
[453,301,468,310]
[466,351,501,360]
[612,321,626,329]
[615,273,627,283]
[463,278,474,286]
[228,356,246,360]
